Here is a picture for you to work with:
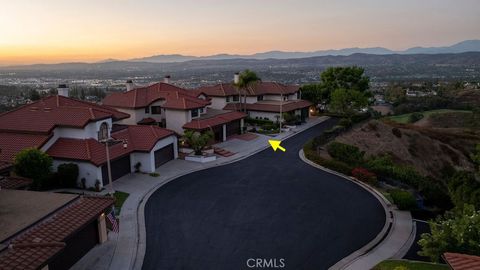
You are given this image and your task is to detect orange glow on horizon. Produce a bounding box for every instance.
[0,0,479,65]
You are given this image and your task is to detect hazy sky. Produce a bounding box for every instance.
[0,0,479,65]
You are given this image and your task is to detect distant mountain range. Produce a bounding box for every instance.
[129,40,480,63]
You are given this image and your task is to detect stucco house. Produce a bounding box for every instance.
[0,87,178,188]
[102,80,247,142]
[195,74,312,123]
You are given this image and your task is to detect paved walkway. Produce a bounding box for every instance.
[71,116,329,270]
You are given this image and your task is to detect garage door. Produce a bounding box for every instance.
[226,120,241,137]
[102,155,131,185]
[48,220,99,270]
[155,144,174,168]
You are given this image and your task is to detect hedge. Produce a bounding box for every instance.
[390,189,417,210]
[327,142,365,165]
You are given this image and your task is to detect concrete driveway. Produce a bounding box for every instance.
[142,119,386,270]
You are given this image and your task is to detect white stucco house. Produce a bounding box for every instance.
[0,86,178,188]
[102,80,247,142]
[195,74,312,123]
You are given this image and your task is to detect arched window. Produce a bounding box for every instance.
[98,122,109,141]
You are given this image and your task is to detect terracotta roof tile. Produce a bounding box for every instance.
[195,82,300,97]
[0,132,51,164]
[183,111,246,130]
[444,252,480,270]
[0,196,113,270]
[0,176,32,190]
[103,82,209,110]
[223,100,312,113]
[0,96,129,134]
[47,125,175,165]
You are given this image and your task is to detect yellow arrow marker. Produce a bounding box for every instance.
[268,140,286,152]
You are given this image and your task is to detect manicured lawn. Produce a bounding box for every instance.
[113,191,129,214]
[372,260,449,270]
[388,109,470,124]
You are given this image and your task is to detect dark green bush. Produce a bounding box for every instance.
[327,142,365,165]
[56,163,79,188]
[447,171,480,209]
[409,112,424,123]
[245,117,274,126]
[14,148,53,190]
[392,127,402,138]
[390,189,417,210]
[338,118,353,128]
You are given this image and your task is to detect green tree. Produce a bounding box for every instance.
[28,89,41,101]
[236,70,261,112]
[299,84,329,105]
[14,148,53,189]
[183,130,214,155]
[329,88,368,118]
[447,171,480,209]
[418,205,480,262]
[320,66,370,102]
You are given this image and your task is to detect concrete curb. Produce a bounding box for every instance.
[298,150,391,270]
[298,150,415,270]
[128,116,331,270]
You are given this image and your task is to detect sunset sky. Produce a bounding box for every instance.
[0,0,479,65]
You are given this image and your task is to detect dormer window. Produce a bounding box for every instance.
[98,122,109,141]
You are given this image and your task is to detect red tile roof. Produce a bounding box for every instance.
[0,196,113,270]
[0,176,32,190]
[444,252,480,270]
[47,125,175,165]
[103,82,210,110]
[195,82,300,97]
[223,100,312,113]
[183,111,246,130]
[0,132,52,164]
[137,117,157,124]
[0,95,129,134]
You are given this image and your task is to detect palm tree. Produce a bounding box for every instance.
[235,70,261,113]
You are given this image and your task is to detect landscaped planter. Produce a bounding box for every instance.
[185,154,217,163]
[203,148,214,154]
[179,147,194,153]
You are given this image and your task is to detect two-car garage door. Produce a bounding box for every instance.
[101,143,175,184]
[154,144,174,168]
[102,155,131,185]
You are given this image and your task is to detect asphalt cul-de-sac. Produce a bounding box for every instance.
[142,119,386,270]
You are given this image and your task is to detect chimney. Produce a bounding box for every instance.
[163,75,171,84]
[234,72,240,84]
[57,84,69,97]
[126,80,134,91]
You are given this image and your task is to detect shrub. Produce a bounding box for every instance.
[409,112,424,123]
[14,148,53,190]
[261,123,277,130]
[391,127,402,138]
[303,145,354,175]
[338,118,352,128]
[149,172,160,177]
[183,130,214,155]
[390,189,417,210]
[327,142,365,165]
[245,117,274,126]
[352,167,378,186]
[134,162,142,173]
[56,163,79,188]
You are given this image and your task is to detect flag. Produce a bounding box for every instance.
[107,208,119,233]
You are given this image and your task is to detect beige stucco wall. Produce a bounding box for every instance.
[165,109,189,134]
[209,97,228,110]
[248,111,280,122]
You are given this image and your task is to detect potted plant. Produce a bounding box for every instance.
[182,130,214,156]
[95,179,101,192]
[134,162,142,173]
